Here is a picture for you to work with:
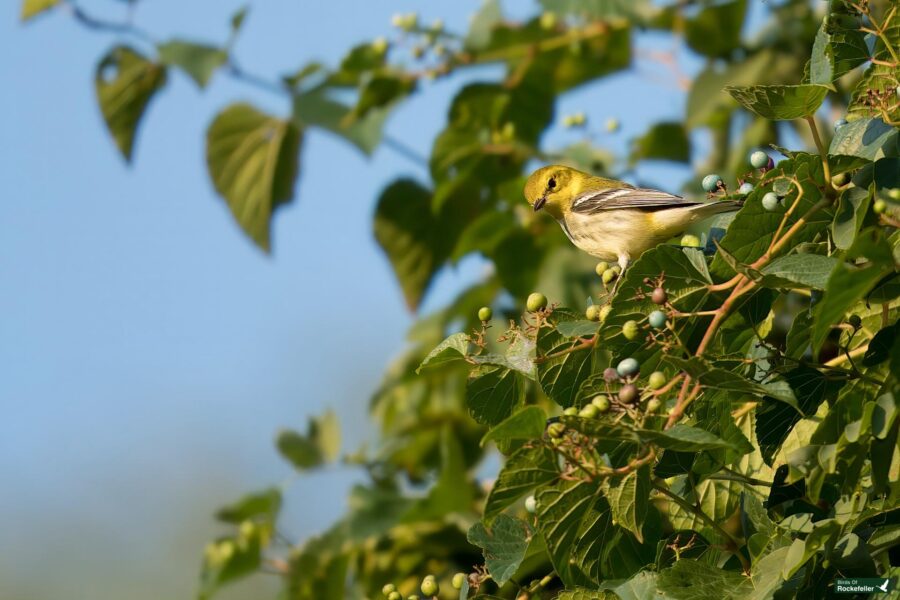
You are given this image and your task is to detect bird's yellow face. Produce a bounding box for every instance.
[523,165,578,219]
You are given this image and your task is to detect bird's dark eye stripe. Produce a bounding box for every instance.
[548,177,556,189]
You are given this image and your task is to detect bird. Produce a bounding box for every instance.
[523,165,742,272]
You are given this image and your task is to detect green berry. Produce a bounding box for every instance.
[548,422,566,438]
[873,199,887,214]
[834,118,848,131]
[478,306,493,321]
[750,151,769,169]
[651,287,667,305]
[702,174,722,193]
[646,398,662,413]
[383,584,397,597]
[648,371,667,390]
[563,406,578,416]
[762,192,781,212]
[617,357,640,378]
[680,234,701,248]
[586,304,602,321]
[738,182,754,195]
[420,576,439,597]
[848,314,862,329]
[592,395,611,413]
[526,292,548,312]
[540,11,558,29]
[599,305,612,322]
[388,592,402,600]
[622,320,640,340]
[603,367,619,382]
[831,172,848,187]
[595,261,610,276]
[605,118,620,133]
[371,37,389,55]
[579,404,599,419]
[525,495,537,513]
[602,267,620,284]
[618,383,639,404]
[452,573,467,590]
[888,188,900,200]
[408,596,421,600]
[648,310,667,329]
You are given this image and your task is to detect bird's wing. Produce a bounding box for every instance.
[570,187,701,214]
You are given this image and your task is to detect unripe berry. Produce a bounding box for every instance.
[701,174,722,193]
[586,304,602,321]
[539,11,558,29]
[599,305,612,322]
[646,398,662,413]
[563,406,578,416]
[648,310,667,329]
[888,188,900,200]
[848,314,862,328]
[371,37,389,55]
[383,583,397,597]
[388,592,402,600]
[420,576,439,597]
[478,306,493,321]
[602,267,619,284]
[595,261,610,276]
[834,118,848,131]
[526,292,548,312]
[452,573,467,590]
[617,357,640,377]
[873,199,887,214]
[547,422,566,438]
[408,596,420,600]
[737,182,754,195]
[681,234,701,248]
[618,383,639,404]
[579,404,599,419]
[525,495,537,513]
[651,287,667,305]
[591,395,611,413]
[831,172,848,187]
[750,150,769,169]
[622,320,640,340]
[603,367,619,382]
[648,371,667,390]
[605,118,620,133]
[762,192,781,212]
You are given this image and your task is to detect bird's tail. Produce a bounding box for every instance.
[692,199,744,217]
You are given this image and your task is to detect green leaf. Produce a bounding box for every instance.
[539,0,651,20]
[372,179,441,310]
[293,88,389,155]
[206,103,301,252]
[811,227,897,353]
[808,18,868,84]
[95,46,167,161]
[725,84,829,120]
[275,409,341,470]
[481,406,547,447]
[417,332,470,373]
[630,122,690,164]
[759,254,839,290]
[639,424,737,451]
[831,184,873,250]
[829,118,899,161]
[466,366,525,426]
[685,0,747,58]
[466,514,531,586]
[199,530,264,599]
[537,309,598,408]
[20,0,58,20]
[608,466,650,543]
[215,488,282,524]
[157,40,227,88]
[656,559,746,599]
[230,6,248,33]
[484,445,558,522]
[465,0,502,50]
[559,416,641,444]
[556,590,619,600]
[687,51,772,127]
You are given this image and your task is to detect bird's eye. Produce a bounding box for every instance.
[548,177,556,190]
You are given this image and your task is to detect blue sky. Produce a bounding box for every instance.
[0,1,776,598]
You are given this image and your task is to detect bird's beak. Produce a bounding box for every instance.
[533,195,546,211]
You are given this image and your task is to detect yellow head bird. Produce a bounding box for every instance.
[523,165,742,271]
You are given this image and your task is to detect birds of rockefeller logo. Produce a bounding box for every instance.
[833,578,893,594]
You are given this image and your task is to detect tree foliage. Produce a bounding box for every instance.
[22,0,900,598]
